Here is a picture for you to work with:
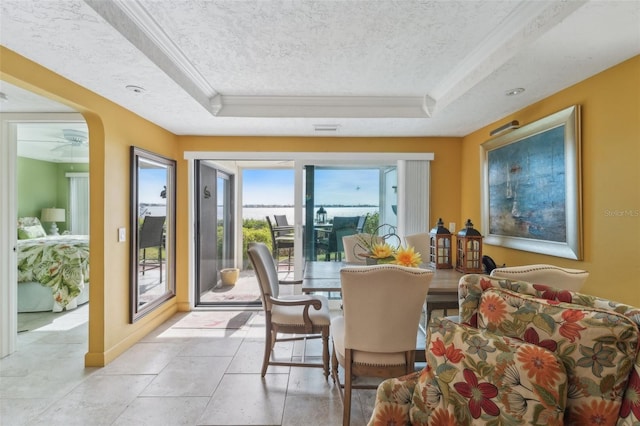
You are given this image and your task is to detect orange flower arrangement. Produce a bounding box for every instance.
[356,225,422,267]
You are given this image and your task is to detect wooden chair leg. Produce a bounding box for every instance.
[261,322,273,377]
[343,349,353,426]
[322,329,329,379]
[331,344,339,384]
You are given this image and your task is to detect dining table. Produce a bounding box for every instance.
[301,261,462,361]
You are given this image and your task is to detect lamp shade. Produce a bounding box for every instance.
[41,208,65,222]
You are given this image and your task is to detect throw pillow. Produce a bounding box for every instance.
[17,224,47,239]
[410,318,567,425]
[477,287,639,426]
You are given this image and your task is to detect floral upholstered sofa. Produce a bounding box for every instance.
[368,274,640,426]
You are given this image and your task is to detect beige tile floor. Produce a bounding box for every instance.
[3,294,426,425]
[3,264,438,426]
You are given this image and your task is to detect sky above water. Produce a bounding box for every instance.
[243,168,380,206]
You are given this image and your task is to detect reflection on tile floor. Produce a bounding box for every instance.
[4,265,441,426]
[4,300,402,425]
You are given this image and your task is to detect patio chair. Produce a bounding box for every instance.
[247,242,330,378]
[138,215,166,282]
[266,216,294,271]
[326,216,359,261]
[356,214,368,233]
[274,214,292,228]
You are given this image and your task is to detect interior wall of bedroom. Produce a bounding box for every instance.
[460,55,640,308]
[17,157,89,233]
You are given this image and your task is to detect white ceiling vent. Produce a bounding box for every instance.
[313,124,340,132]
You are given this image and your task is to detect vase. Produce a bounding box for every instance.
[220,268,240,286]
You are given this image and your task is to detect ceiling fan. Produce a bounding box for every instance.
[50,128,89,152]
[18,128,89,152]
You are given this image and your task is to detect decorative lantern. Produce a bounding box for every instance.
[316,206,327,224]
[429,218,452,269]
[455,219,484,274]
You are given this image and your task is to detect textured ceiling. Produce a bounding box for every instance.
[1,0,639,138]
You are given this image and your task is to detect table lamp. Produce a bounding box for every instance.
[41,208,66,235]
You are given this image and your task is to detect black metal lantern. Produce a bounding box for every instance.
[316,206,327,224]
[455,219,484,274]
[429,218,452,269]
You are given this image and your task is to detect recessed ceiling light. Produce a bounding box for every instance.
[505,87,525,96]
[125,85,146,94]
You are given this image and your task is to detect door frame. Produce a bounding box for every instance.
[0,112,86,358]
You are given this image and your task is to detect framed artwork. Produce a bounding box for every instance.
[480,105,582,259]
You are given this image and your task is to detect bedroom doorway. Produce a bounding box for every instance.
[0,109,90,358]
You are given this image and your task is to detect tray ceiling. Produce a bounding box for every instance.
[1,0,638,137]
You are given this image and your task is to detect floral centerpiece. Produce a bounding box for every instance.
[354,224,422,268]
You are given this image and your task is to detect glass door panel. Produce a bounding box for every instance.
[195,161,217,303]
[217,173,233,270]
[195,161,235,306]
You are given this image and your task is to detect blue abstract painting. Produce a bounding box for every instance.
[487,125,566,242]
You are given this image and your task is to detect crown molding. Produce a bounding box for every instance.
[86,0,216,111]
[428,1,586,114]
[210,95,431,118]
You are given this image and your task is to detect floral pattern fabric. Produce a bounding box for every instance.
[409,319,567,425]
[367,274,640,426]
[17,235,89,309]
[478,287,638,426]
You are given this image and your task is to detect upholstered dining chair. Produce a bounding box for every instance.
[341,233,383,264]
[331,264,433,425]
[404,232,430,261]
[490,263,589,292]
[247,242,331,378]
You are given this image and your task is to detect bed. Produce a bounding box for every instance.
[17,217,90,312]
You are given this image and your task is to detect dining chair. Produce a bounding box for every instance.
[404,232,430,261]
[341,233,382,264]
[266,216,294,271]
[490,263,589,292]
[331,264,433,425]
[138,215,166,282]
[247,242,330,378]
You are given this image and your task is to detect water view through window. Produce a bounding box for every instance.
[242,168,381,221]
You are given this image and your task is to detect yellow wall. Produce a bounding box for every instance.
[2,45,638,367]
[1,47,181,366]
[460,55,640,307]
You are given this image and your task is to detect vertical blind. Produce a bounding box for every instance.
[399,160,430,236]
[66,172,89,235]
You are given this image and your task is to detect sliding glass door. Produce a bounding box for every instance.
[302,165,397,262]
[194,161,235,306]
[186,152,433,304]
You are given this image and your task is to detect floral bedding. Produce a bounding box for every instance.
[17,235,89,309]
